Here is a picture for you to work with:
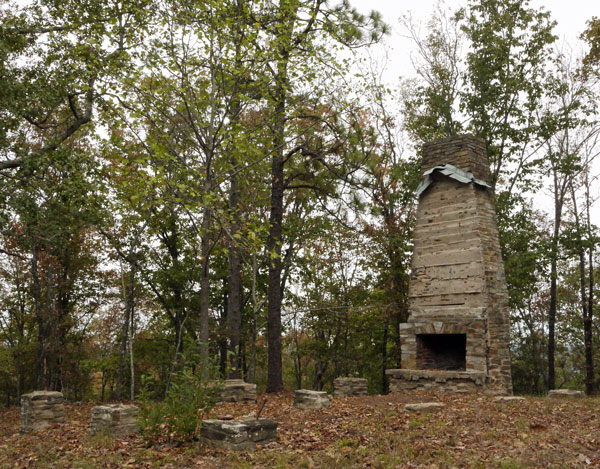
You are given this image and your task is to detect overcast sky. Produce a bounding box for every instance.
[350,0,596,85]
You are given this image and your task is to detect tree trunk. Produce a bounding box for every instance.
[225,0,245,381]
[548,253,557,391]
[584,251,595,395]
[264,0,297,392]
[548,193,563,391]
[583,177,595,395]
[129,279,136,401]
[266,146,285,392]
[220,283,228,377]
[249,252,259,383]
[116,261,132,400]
[585,233,595,396]
[227,172,243,378]
[382,312,389,394]
[199,204,212,377]
[570,184,592,394]
[32,243,46,390]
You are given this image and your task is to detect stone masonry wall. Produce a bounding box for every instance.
[474,178,513,391]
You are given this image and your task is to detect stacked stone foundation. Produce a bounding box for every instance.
[200,418,277,450]
[21,391,65,433]
[90,404,139,436]
[220,379,257,402]
[294,390,331,409]
[333,378,368,397]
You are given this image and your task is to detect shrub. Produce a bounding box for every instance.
[138,358,222,443]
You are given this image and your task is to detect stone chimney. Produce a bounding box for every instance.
[386,135,513,395]
[421,135,491,184]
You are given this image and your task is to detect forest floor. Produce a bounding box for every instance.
[0,391,599,468]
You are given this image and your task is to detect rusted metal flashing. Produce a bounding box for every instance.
[416,164,491,197]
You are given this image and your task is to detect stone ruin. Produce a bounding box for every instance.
[293,389,331,409]
[386,135,513,395]
[21,390,65,433]
[333,377,368,397]
[200,418,277,450]
[90,404,139,436]
[220,379,257,402]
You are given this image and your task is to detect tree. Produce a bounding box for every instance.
[458,0,556,192]
[0,0,153,173]
[346,62,421,381]
[581,17,600,73]
[256,0,386,393]
[539,50,599,389]
[564,131,600,395]
[100,0,269,383]
[400,6,465,142]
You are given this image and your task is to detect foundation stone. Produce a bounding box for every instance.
[333,377,368,397]
[220,379,257,402]
[405,402,445,413]
[21,391,65,433]
[548,389,585,398]
[90,404,139,436]
[494,396,526,402]
[293,389,331,410]
[200,418,277,450]
[388,369,486,393]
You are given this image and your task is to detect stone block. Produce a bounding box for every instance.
[386,369,486,394]
[548,389,585,399]
[494,396,526,402]
[293,389,331,410]
[21,391,66,433]
[200,418,277,450]
[90,404,139,436]
[333,378,368,397]
[221,379,257,402]
[405,402,445,413]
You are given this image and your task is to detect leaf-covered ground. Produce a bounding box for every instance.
[1,391,599,468]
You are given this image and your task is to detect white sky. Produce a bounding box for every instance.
[349,0,600,226]
[352,0,596,58]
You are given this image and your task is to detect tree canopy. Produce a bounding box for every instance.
[0,0,599,412]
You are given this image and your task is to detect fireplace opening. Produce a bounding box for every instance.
[416,334,466,370]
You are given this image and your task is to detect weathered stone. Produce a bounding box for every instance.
[220,379,257,402]
[405,402,445,413]
[387,369,485,393]
[293,389,331,410]
[90,404,139,436]
[21,391,66,433]
[494,396,526,402]
[200,418,277,450]
[548,389,585,398]
[333,378,368,397]
[387,135,513,395]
